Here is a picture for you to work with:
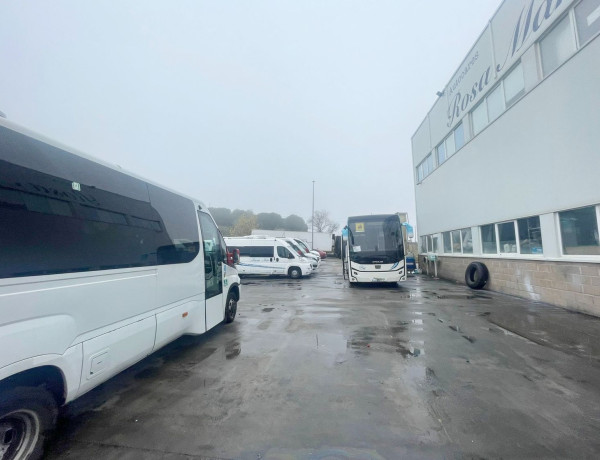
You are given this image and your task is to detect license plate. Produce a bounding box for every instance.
[372,278,384,282]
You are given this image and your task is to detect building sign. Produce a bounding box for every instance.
[493,0,574,74]
[445,26,494,129]
[443,0,574,130]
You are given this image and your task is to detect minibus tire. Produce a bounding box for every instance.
[224,292,237,323]
[0,386,58,460]
[288,267,302,279]
[465,262,489,289]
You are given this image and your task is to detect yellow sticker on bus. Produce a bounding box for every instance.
[355,222,364,232]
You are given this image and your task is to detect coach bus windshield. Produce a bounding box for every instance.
[348,215,403,264]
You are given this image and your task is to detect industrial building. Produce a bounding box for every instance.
[412,0,600,314]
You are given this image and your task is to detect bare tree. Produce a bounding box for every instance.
[308,210,339,233]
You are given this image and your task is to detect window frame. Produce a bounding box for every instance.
[557,205,600,257]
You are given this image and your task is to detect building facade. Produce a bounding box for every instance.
[412,0,600,315]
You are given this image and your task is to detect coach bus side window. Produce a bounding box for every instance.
[149,184,199,265]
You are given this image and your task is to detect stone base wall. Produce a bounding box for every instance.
[420,256,600,316]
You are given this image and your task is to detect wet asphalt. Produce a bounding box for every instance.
[45,259,600,459]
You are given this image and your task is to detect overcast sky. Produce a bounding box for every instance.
[0,0,501,232]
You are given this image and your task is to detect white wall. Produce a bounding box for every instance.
[415,35,600,235]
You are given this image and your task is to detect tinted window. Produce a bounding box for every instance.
[0,160,160,278]
[0,126,199,278]
[149,185,199,265]
[237,246,273,258]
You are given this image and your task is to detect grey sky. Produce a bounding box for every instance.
[0,1,501,232]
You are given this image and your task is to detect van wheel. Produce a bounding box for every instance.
[465,262,489,289]
[288,267,302,279]
[0,387,58,460]
[224,292,237,323]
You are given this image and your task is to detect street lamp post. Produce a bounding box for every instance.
[311,180,315,250]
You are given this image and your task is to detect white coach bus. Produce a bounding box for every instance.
[344,213,408,285]
[0,118,240,460]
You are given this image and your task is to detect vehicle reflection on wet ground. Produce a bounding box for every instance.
[45,260,600,459]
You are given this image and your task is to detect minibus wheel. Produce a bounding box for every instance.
[224,292,237,323]
[0,387,57,460]
[288,267,302,279]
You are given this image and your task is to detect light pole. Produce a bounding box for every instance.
[311,180,315,250]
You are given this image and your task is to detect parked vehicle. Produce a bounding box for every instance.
[343,213,408,284]
[0,117,240,460]
[292,238,324,260]
[284,238,320,269]
[249,229,334,253]
[224,237,312,278]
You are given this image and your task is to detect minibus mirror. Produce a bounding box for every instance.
[233,249,240,264]
[288,254,295,259]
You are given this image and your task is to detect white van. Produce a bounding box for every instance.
[283,238,320,269]
[224,237,312,278]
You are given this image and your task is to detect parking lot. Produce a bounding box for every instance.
[46,259,600,459]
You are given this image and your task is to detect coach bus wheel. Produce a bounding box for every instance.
[465,262,489,289]
[0,387,57,460]
[288,267,302,279]
[224,292,237,323]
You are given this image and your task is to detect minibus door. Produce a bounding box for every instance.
[198,211,225,330]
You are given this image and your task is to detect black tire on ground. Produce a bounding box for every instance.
[465,262,489,289]
[288,267,302,279]
[0,386,58,460]
[224,291,237,323]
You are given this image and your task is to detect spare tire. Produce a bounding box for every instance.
[465,262,489,289]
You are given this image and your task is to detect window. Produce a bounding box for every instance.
[417,153,435,181]
[461,228,473,254]
[416,164,424,182]
[442,232,451,253]
[445,133,456,157]
[486,84,505,122]
[277,246,293,258]
[481,224,497,254]
[498,222,518,253]
[472,100,488,135]
[451,230,461,253]
[437,142,446,166]
[240,246,274,258]
[149,185,199,265]
[518,216,543,254]
[425,154,434,175]
[198,212,223,299]
[503,64,525,106]
[540,15,577,75]
[432,235,439,253]
[559,206,600,255]
[575,0,600,45]
[420,236,427,253]
[454,122,465,150]
[0,124,205,278]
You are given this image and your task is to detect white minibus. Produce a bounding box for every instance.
[0,117,240,460]
[224,237,312,278]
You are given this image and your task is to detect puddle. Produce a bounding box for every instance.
[225,341,241,360]
[262,307,274,313]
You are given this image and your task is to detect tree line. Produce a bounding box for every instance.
[208,208,308,236]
